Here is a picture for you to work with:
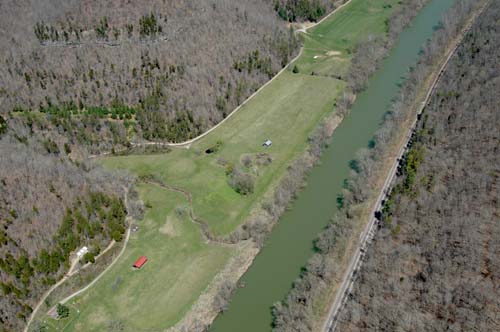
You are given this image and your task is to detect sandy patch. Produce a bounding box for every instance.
[159,217,178,237]
[302,22,316,29]
[325,114,344,136]
[47,306,58,319]
[369,7,383,13]
[290,21,316,30]
[327,50,342,56]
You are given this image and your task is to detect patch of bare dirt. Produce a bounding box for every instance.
[159,217,178,237]
[326,50,341,56]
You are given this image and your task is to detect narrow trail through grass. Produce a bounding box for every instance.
[143,178,234,245]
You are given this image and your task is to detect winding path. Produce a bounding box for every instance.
[23,188,132,332]
[58,228,131,306]
[321,2,491,331]
[144,178,232,245]
[89,0,355,159]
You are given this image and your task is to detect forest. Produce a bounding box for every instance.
[272,0,338,22]
[337,1,499,330]
[0,118,135,331]
[0,0,311,150]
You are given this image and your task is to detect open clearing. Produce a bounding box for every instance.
[40,0,401,330]
[44,183,230,331]
[103,71,344,236]
[296,0,395,77]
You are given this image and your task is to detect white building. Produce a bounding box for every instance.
[76,246,89,258]
[263,139,272,147]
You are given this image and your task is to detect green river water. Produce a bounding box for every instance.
[211,0,455,331]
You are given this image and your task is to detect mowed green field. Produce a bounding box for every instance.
[296,0,398,77]
[44,184,231,331]
[40,0,401,331]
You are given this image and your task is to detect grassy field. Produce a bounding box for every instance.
[40,0,401,331]
[103,72,344,235]
[295,0,395,77]
[44,183,231,331]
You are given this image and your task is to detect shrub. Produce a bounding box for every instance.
[107,320,125,331]
[206,140,223,154]
[82,252,95,264]
[111,230,123,242]
[139,13,161,37]
[242,155,253,168]
[228,167,255,195]
[63,143,71,154]
[95,17,109,39]
[56,303,69,319]
[225,162,234,176]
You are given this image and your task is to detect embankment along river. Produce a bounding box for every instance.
[211,0,455,331]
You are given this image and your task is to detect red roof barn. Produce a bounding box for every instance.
[133,256,148,269]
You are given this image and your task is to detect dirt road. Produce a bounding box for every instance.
[23,188,132,332]
[89,0,355,159]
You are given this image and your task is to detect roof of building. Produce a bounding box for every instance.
[263,139,272,146]
[76,246,89,258]
[133,256,148,268]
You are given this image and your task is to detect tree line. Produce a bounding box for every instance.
[272,0,333,22]
[34,12,167,44]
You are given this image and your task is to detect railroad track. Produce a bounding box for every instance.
[321,1,491,331]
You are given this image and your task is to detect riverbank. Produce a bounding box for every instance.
[322,2,491,330]
[212,0,465,331]
[271,1,489,331]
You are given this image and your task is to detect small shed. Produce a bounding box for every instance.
[76,246,89,259]
[133,256,148,269]
[262,139,272,147]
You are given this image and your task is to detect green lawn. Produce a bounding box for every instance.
[40,0,401,331]
[45,184,231,332]
[294,0,398,77]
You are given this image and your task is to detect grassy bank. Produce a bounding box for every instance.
[38,1,402,330]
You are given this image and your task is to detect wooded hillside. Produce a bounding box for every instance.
[0,129,132,331]
[337,2,499,330]
[0,0,309,148]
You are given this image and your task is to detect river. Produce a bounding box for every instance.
[211,0,455,331]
